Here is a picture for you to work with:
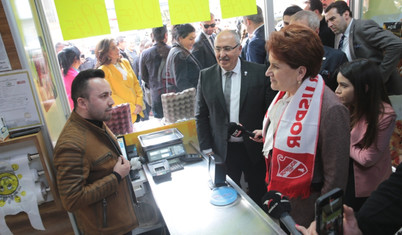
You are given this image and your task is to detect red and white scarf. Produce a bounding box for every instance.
[262,75,325,199]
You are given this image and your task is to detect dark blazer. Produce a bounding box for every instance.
[321,45,348,91]
[192,33,217,69]
[357,163,402,235]
[319,17,335,48]
[336,19,402,95]
[196,59,276,164]
[245,26,266,64]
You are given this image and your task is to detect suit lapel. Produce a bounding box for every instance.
[239,59,249,112]
[211,65,228,114]
[201,33,215,56]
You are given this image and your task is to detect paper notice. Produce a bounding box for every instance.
[0,33,12,72]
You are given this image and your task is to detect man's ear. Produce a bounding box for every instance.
[342,10,350,20]
[77,97,87,110]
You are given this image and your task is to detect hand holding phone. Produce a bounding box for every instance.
[315,188,344,235]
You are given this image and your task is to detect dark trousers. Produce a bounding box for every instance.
[345,159,368,212]
[226,142,267,207]
[152,101,164,118]
[141,100,151,121]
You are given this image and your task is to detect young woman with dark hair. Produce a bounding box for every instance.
[165,24,202,92]
[336,58,396,212]
[57,46,81,109]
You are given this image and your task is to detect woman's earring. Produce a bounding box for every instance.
[297,80,301,84]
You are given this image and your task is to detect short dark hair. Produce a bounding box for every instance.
[245,6,264,24]
[325,1,352,17]
[283,5,303,17]
[308,0,323,14]
[152,25,167,43]
[172,24,195,41]
[71,69,105,110]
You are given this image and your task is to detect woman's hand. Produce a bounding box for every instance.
[250,130,263,142]
[295,221,318,235]
[134,104,143,114]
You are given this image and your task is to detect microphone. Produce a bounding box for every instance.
[262,191,302,235]
[228,122,261,139]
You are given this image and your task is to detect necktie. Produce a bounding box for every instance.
[224,71,233,114]
[338,34,345,50]
[209,36,214,46]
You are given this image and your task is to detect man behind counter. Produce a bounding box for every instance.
[196,30,276,207]
[53,69,138,235]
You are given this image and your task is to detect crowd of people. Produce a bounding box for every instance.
[53,0,402,234]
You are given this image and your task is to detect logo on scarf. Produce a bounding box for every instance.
[276,154,308,179]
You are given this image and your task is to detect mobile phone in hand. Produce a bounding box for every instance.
[315,188,343,235]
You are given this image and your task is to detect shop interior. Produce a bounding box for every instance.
[0,0,401,234]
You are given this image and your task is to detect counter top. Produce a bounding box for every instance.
[143,158,285,235]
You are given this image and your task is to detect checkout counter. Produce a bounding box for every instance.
[126,119,286,234]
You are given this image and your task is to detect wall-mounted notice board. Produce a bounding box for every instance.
[0,70,41,131]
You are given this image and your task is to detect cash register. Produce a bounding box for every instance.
[138,128,188,181]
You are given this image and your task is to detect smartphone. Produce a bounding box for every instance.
[315,188,343,235]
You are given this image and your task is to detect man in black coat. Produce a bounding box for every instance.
[193,13,217,70]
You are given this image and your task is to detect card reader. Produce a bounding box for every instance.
[147,159,172,182]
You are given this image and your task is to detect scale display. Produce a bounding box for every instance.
[138,128,187,163]
[147,143,186,162]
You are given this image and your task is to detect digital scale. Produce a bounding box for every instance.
[138,128,187,181]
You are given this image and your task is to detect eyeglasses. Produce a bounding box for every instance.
[214,44,240,53]
[203,23,216,29]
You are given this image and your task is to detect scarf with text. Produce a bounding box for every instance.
[263,75,325,199]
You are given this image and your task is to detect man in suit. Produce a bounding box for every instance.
[193,13,217,70]
[242,6,266,64]
[290,10,348,91]
[325,1,402,95]
[196,30,276,206]
[304,0,335,48]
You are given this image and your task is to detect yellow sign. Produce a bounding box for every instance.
[168,0,211,25]
[220,0,257,19]
[115,0,163,31]
[54,0,110,40]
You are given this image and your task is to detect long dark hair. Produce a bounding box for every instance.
[172,24,195,42]
[338,59,391,149]
[58,46,80,76]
